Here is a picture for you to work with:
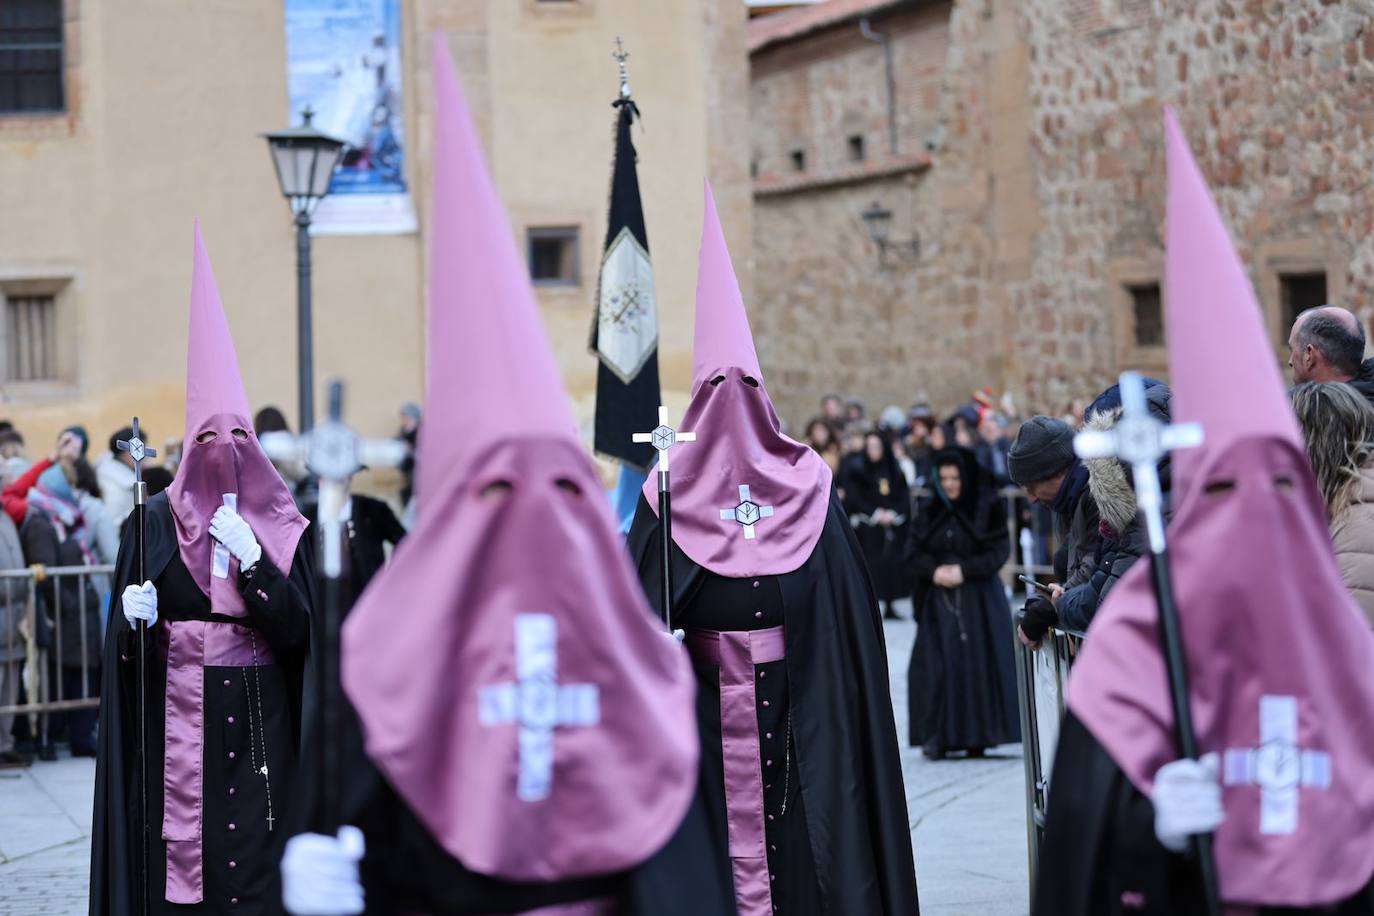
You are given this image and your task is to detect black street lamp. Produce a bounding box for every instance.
[861,200,919,266]
[262,108,345,433]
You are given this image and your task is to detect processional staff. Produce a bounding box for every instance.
[632,405,696,636]
[1073,371,1218,916]
[116,418,157,916]
[261,381,407,830]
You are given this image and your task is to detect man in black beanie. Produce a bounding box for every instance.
[1008,416,1101,644]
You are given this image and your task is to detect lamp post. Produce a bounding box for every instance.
[861,200,919,266]
[262,108,345,433]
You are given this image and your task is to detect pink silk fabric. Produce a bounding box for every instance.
[161,620,274,904]
[685,625,786,916]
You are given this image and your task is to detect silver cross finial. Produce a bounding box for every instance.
[259,381,408,578]
[116,417,157,487]
[612,36,631,100]
[1073,372,1203,554]
[632,405,696,475]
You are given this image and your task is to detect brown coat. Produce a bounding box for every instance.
[1331,465,1374,626]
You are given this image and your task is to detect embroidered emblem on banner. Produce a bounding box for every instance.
[478,614,600,802]
[1222,694,1331,835]
[595,227,657,384]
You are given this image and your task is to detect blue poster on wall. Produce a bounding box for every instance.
[284,0,417,234]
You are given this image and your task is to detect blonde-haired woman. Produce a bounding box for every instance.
[1291,381,1374,624]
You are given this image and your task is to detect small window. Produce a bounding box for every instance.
[790,149,806,172]
[527,226,580,287]
[750,158,760,178]
[847,134,866,162]
[1280,271,1328,333]
[5,293,56,381]
[0,0,64,115]
[1129,283,1163,348]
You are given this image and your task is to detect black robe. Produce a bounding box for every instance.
[283,687,735,915]
[299,494,405,615]
[1037,712,1374,916]
[90,493,318,916]
[841,457,912,607]
[627,492,920,915]
[905,477,1019,754]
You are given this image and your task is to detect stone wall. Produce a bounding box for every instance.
[750,0,1374,428]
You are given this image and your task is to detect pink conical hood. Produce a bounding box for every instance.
[1068,108,1374,907]
[691,180,761,387]
[643,181,831,577]
[340,34,699,883]
[1161,108,1302,503]
[166,225,307,611]
[414,33,575,511]
[185,223,252,424]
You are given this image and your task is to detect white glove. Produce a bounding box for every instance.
[210,505,262,569]
[282,826,365,915]
[1153,753,1224,853]
[122,581,158,629]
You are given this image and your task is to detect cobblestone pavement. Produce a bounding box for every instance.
[0,750,93,916]
[0,610,1031,915]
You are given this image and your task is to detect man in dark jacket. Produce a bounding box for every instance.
[1008,416,1101,589]
[1288,305,1374,408]
[1055,384,1172,633]
[1012,382,1172,643]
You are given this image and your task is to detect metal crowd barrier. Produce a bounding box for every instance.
[1010,528,1081,903]
[0,564,115,730]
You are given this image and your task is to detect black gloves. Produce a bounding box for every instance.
[1018,595,1058,643]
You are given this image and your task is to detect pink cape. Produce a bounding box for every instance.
[166,226,306,609]
[642,182,831,578]
[1068,109,1374,908]
[339,34,699,882]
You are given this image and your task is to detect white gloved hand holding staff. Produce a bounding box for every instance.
[1152,753,1224,853]
[122,581,158,629]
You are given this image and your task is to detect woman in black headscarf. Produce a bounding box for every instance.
[842,430,911,619]
[906,447,1019,759]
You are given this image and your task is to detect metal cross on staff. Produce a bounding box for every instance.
[612,36,631,100]
[632,405,696,634]
[260,380,406,832]
[1073,371,1219,916]
[116,418,156,916]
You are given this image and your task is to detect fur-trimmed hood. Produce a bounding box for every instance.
[1083,384,1173,535]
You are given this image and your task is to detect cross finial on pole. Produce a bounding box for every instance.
[1073,372,1203,553]
[116,417,158,491]
[259,380,408,578]
[612,36,631,100]
[632,405,695,476]
[632,405,695,637]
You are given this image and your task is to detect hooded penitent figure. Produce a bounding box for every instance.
[628,183,920,916]
[277,36,731,916]
[91,226,316,915]
[1036,110,1374,915]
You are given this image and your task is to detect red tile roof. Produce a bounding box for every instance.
[748,0,916,53]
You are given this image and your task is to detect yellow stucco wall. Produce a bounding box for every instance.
[0,0,751,483]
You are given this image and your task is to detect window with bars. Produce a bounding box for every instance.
[1128,282,1163,348]
[5,294,57,381]
[0,0,64,115]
